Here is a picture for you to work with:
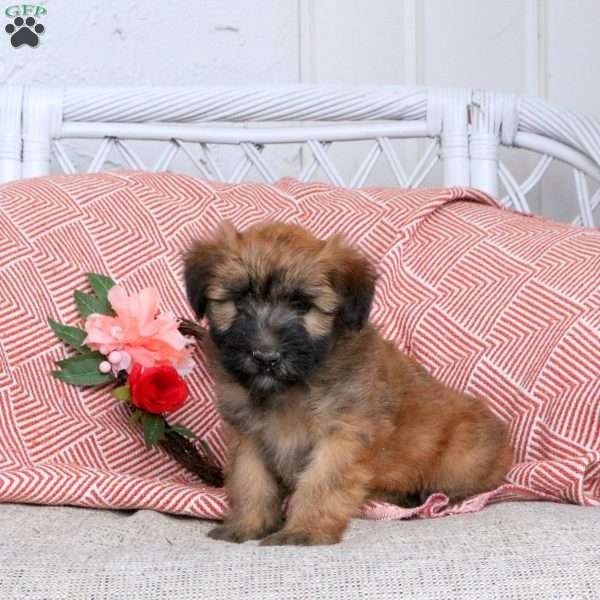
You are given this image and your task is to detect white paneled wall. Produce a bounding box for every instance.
[3,0,600,219]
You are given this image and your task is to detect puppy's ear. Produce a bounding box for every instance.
[183,222,240,318]
[216,220,241,247]
[325,236,377,330]
[183,242,216,318]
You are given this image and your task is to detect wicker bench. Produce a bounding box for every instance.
[0,85,598,599]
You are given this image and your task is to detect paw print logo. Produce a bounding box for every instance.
[5,16,45,48]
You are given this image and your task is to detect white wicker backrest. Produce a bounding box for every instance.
[1,85,599,227]
[469,90,600,227]
[22,86,447,191]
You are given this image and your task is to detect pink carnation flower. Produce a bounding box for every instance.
[83,285,194,375]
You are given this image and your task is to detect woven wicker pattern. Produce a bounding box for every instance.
[0,172,598,521]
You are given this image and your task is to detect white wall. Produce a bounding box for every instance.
[3,0,600,220]
[2,0,299,85]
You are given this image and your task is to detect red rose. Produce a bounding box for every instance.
[128,363,188,414]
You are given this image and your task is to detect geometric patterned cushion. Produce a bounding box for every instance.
[0,172,598,524]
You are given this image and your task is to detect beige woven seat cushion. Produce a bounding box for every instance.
[1,502,598,600]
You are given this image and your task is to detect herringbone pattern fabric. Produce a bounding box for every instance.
[0,172,598,521]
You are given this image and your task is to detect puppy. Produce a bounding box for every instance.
[184,222,513,546]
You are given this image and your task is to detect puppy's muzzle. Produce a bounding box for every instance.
[251,349,282,372]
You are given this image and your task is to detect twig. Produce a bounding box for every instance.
[177,318,206,340]
[162,426,224,488]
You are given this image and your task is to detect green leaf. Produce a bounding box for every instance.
[74,290,114,318]
[128,410,143,424]
[141,412,166,448]
[51,369,113,386]
[111,384,131,402]
[86,272,116,302]
[129,410,143,424]
[47,318,87,351]
[169,424,195,439]
[55,353,104,373]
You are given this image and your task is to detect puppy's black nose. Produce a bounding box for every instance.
[252,349,281,369]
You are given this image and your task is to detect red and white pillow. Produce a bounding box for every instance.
[0,171,598,521]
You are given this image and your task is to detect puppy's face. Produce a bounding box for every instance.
[184,222,376,396]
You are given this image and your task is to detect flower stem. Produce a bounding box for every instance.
[161,424,224,488]
[160,318,223,486]
[177,318,206,340]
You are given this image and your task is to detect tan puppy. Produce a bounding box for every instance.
[184,222,513,546]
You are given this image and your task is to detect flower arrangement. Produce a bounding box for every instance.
[48,272,223,487]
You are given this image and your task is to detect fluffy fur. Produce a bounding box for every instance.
[183,222,513,546]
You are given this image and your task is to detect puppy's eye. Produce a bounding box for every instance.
[234,297,252,316]
[289,294,313,314]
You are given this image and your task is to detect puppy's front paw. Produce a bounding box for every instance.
[259,529,339,546]
[207,524,258,544]
[208,516,284,543]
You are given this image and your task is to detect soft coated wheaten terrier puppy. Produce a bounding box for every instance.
[184,222,513,546]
